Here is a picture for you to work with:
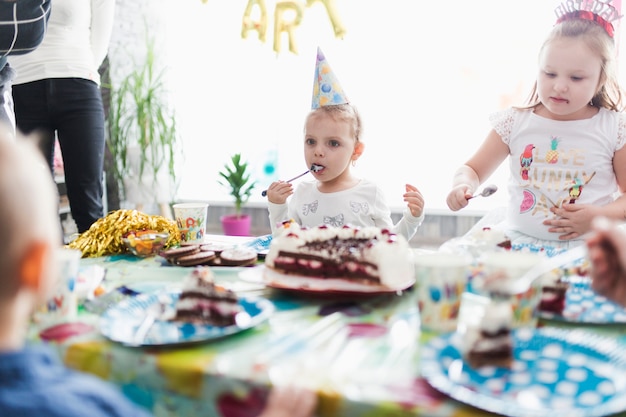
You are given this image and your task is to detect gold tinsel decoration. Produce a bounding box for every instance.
[67,209,180,258]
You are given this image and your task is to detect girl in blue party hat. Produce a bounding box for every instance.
[266,48,425,240]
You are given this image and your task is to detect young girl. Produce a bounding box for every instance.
[266,49,425,240]
[446,2,626,249]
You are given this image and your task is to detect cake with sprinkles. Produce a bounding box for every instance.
[264,222,412,288]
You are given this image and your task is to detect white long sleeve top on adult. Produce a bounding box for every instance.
[267,179,424,241]
[8,0,115,86]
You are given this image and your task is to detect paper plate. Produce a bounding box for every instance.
[421,327,626,417]
[99,291,274,346]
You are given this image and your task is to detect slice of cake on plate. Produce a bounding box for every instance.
[264,223,412,288]
[462,299,514,369]
[538,270,569,315]
[170,267,243,326]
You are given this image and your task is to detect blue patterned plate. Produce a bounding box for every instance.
[539,276,626,323]
[99,291,274,346]
[421,328,626,417]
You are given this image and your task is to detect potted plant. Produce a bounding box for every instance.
[106,36,178,213]
[218,153,257,236]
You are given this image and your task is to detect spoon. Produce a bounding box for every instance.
[261,164,323,197]
[467,184,498,200]
[488,245,587,296]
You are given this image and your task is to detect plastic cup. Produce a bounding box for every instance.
[173,203,208,243]
[35,248,82,328]
[473,251,544,328]
[414,252,472,333]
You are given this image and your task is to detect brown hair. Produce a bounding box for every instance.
[522,18,625,112]
[306,103,363,142]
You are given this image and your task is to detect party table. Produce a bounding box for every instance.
[29,235,626,417]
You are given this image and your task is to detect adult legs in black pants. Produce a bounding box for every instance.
[12,78,105,233]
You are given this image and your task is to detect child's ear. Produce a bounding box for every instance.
[19,242,50,292]
[352,141,365,161]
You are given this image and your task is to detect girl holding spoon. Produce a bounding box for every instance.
[446,1,626,249]
[266,48,425,240]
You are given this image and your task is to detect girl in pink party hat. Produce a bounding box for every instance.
[265,47,425,240]
[446,0,626,250]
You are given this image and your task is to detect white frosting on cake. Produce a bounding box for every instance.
[470,227,508,246]
[480,301,513,333]
[265,223,412,288]
[462,300,513,354]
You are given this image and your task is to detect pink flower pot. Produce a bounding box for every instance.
[220,214,252,236]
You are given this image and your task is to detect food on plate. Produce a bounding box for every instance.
[198,242,234,254]
[67,209,179,258]
[463,299,514,369]
[217,248,258,266]
[175,250,218,267]
[470,227,512,250]
[538,271,569,315]
[170,268,242,326]
[160,245,202,262]
[264,223,412,287]
[160,243,257,267]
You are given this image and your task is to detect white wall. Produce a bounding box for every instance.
[108,0,626,215]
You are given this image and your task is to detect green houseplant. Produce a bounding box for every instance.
[106,37,178,210]
[218,153,257,236]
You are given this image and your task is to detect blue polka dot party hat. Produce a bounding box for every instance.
[311,47,349,109]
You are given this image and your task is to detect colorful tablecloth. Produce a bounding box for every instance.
[29,247,626,417]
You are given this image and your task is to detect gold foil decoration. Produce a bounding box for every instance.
[67,209,180,258]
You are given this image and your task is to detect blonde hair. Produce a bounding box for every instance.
[0,132,60,299]
[522,18,625,112]
[306,103,363,142]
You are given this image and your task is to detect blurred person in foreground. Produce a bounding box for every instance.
[0,130,317,416]
[587,216,626,307]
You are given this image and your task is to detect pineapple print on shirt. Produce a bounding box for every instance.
[546,136,560,164]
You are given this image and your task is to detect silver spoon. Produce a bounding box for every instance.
[496,245,587,296]
[468,184,498,200]
[261,164,323,197]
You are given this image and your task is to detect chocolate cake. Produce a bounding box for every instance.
[264,223,412,287]
[463,300,514,369]
[171,268,242,326]
[538,271,569,315]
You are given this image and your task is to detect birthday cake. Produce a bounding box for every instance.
[264,223,413,288]
[470,227,512,251]
[171,268,242,326]
[463,299,514,369]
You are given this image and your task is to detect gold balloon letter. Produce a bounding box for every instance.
[306,0,346,38]
[242,0,268,42]
[274,1,304,54]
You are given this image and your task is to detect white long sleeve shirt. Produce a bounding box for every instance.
[8,0,115,85]
[267,179,424,241]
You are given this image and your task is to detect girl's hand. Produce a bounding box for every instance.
[403,183,424,218]
[266,181,293,204]
[543,203,599,240]
[257,386,317,417]
[446,184,473,211]
[587,217,626,307]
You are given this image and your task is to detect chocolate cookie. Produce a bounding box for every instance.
[199,242,234,255]
[159,245,200,263]
[218,248,258,266]
[175,250,217,267]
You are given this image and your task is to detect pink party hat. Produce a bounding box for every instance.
[311,47,349,109]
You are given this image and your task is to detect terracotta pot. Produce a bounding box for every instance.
[220,214,252,236]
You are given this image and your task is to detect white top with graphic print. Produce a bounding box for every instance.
[490,107,626,243]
